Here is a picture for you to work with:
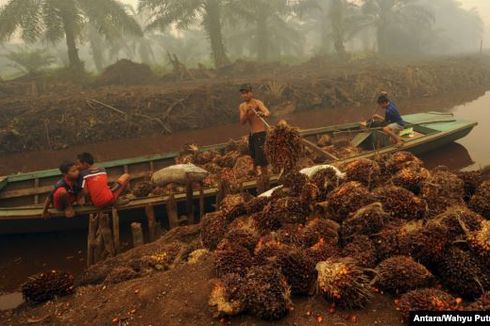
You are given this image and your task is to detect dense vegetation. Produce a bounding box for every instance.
[0,0,484,76]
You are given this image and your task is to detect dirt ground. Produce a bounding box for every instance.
[0,226,404,326]
[1,56,489,154]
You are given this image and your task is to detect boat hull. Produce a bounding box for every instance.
[0,112,478,234]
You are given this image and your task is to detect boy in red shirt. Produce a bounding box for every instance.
[76,152,130,208]
[42,161,82,218]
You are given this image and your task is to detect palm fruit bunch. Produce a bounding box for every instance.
[421,170,465,216]
[214,240,253,277]
[244,196,270,215]
[224,137,249,155]
[398,220,449,267]
[220,193,250,215]
[208,273,245,317]
[311,167,342,200]
[385,151,423,173]
[194,150,218,165]
[267,248,317,295]
[131,181,155,198]
[224,228,259,252]
[281,170,309,196]
[433,206,484,242]
[203,162,221,174]
[373,186,427,220]
[273,224,304,248]
[396,288,456,320]
[200,212,229,250]
[327,181,376,222]
[341,235,377,268]
[374,256,434,295]
[316,257,373,308]
[302,217,340,247]
[341,202,390,242]
[241,264,293,321]
[264,122,303,173]
[391,167,431,195]
[305,238,340,264]
[21,270,75,303]
[372,220,406,261]
[456,170,482,202]
[469,180,490,219]
[299,182,320,204]
[436,247,488,299]
[461,219,490,267]
[232,155,255,182]
[373,153,392,183]
[343,158,381,188]
[260,197,310,231]
[254,238,292,264]
[214,150,240,168]
[466,292,490,311]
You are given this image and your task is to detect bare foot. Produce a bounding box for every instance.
[64,206,76,218]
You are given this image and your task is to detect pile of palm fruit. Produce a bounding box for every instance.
[21,270,75,304]
[201,151,490,322]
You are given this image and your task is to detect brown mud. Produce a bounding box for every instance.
[0,87,485,176]
[0,225,404,326]
[1,56,489,154]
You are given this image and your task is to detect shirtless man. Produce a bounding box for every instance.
[239,83,271,176]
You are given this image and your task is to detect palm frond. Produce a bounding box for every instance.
[0,0,43,41]
[78,0,143,37]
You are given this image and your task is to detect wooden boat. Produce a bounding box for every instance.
[0,112,477,234]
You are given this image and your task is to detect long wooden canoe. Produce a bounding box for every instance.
[0,112,477,233]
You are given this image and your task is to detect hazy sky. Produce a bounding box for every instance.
[0,0,489,45]
[121,0,490,44]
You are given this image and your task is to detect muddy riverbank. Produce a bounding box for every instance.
[0,88,486,175]
[1,56,489,154]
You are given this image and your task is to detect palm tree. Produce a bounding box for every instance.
[226,0,293,62]
[363,0,434,55]
[4,47,55,76]
[0,0,142,70]
[295,0,366,57]
[139,0,230,68]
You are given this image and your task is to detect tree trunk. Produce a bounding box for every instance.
[204,0,229,68]
[376,20,389,55]
[88,27,105,72]
[62,16,83,70]
[256,15,269,61]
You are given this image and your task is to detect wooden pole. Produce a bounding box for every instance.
[87,213,98,267]
[166,191,179,229]
[199,182,205,220]
[186,181,194,224]
[145,204,158,242]
[131,222,144,247]
[99,213,115,257]
[111,208,120,253]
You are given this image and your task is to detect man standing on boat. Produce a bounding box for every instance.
[369,94,405,147]
[239,83,271,176]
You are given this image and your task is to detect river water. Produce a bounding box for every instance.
[1,90,489,309]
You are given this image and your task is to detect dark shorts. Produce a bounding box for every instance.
[53,188,76,210]
[249,131,268,167]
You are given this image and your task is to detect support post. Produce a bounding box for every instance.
[199,182,205,220]
[111,208,120,253]
[186,181,194,224]
[131,222,144,247]
[166,191,179,229]
[87,213,98,267]
[145,204,158,242]
[99,213,115,257]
